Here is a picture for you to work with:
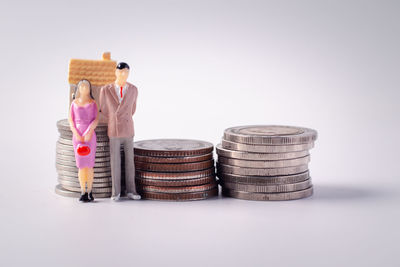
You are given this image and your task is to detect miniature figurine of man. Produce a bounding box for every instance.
[99,62,141,201]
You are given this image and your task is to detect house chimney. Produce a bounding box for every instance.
[102,52,111,60]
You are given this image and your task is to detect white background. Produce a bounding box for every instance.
[0,0,399,266]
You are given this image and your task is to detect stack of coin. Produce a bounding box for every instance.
[134,139,218,201]
[216,125,318,201]
[55,119,114,198]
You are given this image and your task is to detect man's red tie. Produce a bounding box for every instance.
[120,87,123,98]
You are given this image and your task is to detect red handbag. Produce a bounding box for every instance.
[77,144,91,156]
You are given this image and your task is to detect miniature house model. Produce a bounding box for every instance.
[68,52,117,123]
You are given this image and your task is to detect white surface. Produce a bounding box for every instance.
[0,0,399,266]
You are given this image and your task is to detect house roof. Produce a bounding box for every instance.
[68,52,117,86]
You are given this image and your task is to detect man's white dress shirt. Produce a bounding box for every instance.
[114,83,127,103]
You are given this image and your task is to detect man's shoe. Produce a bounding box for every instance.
[111,194,120,201]
[127,193,141,200]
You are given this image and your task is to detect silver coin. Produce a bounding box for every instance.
[57,125,108,132]
[56,169,112,178]
[58,127,108,133]
[57,119,107,130]
[216,144,309,160]
[56,149,111,158]
[221,179,312,193]
[58,138,110,147]
[58,128,108,135]
[56,160,111,168]
[58,129,109,139]
[224,125,317,145]
[56,154,110,162]
[222,186,313,201]
[56,164,111,172]
[58,179,112,188]
[58,173,112,182]
[58,129,109,136]
[217,171,310,185]
[217,163,308,176]
[59,134,110,142]
[222,139,314,153]
[56,145,120,154]
[217,155,310,168]
[55,143,119,152]
[61,184,112,193]
[56,159,111,168]
[54,184,111,198]
[58,175,112,183]
[56,142,111,152]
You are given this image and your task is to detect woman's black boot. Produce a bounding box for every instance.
[79,192,89,202]
[88,192,94,202]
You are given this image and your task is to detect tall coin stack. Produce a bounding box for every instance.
[216,125,318,201]
[134,139,218,201]
[55,119,114,198]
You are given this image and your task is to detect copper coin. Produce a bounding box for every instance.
[134,139,213,157]
[135,160,214,172]
[135,167,215,180]
[134,153,213,163]
[140,187,218,201]
[136,176,216,187]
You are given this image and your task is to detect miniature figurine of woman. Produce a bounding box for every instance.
[68,79,99,202]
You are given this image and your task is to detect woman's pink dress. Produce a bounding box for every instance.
[70,101,97,168]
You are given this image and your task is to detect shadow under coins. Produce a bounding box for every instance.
[312,183,396,202]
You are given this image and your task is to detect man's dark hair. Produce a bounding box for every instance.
[116,62,130,70]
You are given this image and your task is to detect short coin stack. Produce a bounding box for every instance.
[134,139,218,201]
[55,119,113,198]
[216,125,317,201]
